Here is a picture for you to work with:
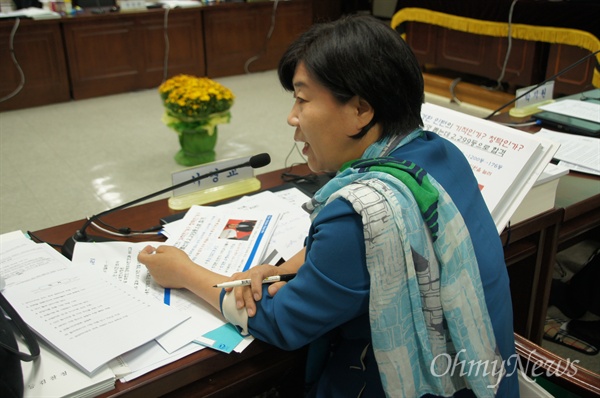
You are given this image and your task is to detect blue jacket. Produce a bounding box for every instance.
[222,131,518,397]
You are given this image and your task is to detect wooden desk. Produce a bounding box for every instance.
[492,112,600,344]
[32,164,311,397]
[555,173,600,250]
[501,208,562,344]
[31,162,599,396]
[515,333,600,397]
[499,171,600,344]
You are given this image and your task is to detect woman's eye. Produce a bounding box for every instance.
[293,93,306,104]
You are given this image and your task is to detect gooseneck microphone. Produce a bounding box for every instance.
[484,49,600,120]
[61,153,271,260]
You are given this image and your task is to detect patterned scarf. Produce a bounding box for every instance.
[303,130,504,397]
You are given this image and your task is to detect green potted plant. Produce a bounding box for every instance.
[159,74,235,166]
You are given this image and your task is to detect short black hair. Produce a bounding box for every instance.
[278,15,424,140]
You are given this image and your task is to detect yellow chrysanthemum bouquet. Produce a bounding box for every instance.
[159,74,235,166]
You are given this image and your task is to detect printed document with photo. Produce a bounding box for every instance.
[166,205,280,275]
[218,188,311,262]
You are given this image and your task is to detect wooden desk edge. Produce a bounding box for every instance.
[515,333,600,397]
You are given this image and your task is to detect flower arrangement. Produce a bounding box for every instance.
[158,74,235,166]
[159,74,234,120]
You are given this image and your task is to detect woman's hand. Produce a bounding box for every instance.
[228,248,306,317]
[138,245,196,289]
[227,264,284,317]
[138,245,227,312]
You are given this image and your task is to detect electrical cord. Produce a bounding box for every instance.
[283,141,306,169]
[89,220,161,237]
[162,7,171,82]
[484,49,600,119]
[92,217,163,235]
[449,77,462,104]
[26,221,160,251]
[498,120,541,128]
[580,88,600,101]
[281,171,321,185]
[280,142,321,184]
[0,18,25,103]
[244,0,279,74]
[494,0,519,90]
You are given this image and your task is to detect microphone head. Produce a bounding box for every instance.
[249,153,271,169]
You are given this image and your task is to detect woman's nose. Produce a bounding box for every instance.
[287,108,299,127]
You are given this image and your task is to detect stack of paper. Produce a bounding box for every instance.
[535,129,600,176]
[509,163,569,224]
[20,339,115,398]
[0,187,312,391]
[1,234,190,376]
[70,187,311,382]
[422,103,559,232]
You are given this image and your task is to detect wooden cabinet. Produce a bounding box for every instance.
[203,0,313,77]
[62,9,205,100]
[404,21,597,96]
[546,44,596,96]
[0,19,70,111]
[405,22,544,90]
[0,1,312,110]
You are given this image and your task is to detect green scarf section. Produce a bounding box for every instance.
[341,157,441,241]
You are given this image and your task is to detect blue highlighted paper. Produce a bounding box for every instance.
[196,323,244,353]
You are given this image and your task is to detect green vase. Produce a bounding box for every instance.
[174,126,218,166]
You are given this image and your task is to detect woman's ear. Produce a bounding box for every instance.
[356,97,375,129]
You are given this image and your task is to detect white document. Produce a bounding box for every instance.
[71,205,280,378]
[1,236,190,375]
[72,241,219,354]
[535,128,600,173]
[72,241,226,346]
[20,338,115,398]
[167,205,280,275]
[539,99,600,123]
[534,162,570,186]
[421,103,558,232]
[556,160,599,176]
[219,189,311,261]
[110,340,203,382]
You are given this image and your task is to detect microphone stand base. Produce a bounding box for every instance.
[61,234,114,260]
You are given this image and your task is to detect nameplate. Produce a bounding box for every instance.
[171,156,255,197]
[118,0,146,11]
[515,81,554,109]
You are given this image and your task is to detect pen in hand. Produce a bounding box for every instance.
[213,273,296,288]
